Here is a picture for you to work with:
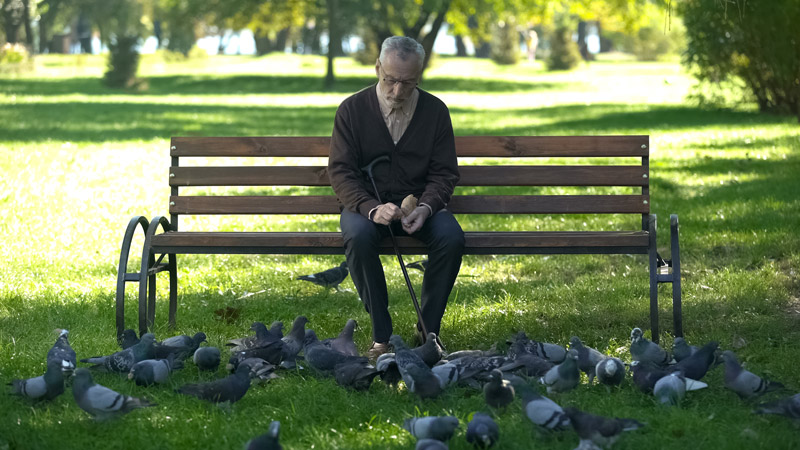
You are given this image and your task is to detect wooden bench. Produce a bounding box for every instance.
[115,136,682,343]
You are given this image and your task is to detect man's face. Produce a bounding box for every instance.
[375,52,420,108]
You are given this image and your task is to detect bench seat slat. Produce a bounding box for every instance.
[170,136,649,158]
[170,166,648,187]
[151,231,649,256]
[169,195,650,215]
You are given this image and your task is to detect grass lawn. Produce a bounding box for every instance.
[0,53,799,449]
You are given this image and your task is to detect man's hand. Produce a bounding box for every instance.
[372,203,402,225]
[401,206,430,234]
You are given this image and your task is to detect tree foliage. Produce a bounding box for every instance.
[680,0,800,119]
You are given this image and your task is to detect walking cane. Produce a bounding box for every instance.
[361,155,429,343]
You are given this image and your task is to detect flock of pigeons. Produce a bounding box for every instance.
[7,262,799,449]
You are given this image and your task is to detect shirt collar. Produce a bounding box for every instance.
[376,84,418,120]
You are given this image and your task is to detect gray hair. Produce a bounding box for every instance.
[379,36,425,69]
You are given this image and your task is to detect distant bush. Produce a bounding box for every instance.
[680,0,800,119]
[546,26,581,71]
[157,46,209,62]
[629,27,672,61]
[352,39,379,66]
[0,43,32,73]
[490,20,519,65]
[104,35,141,89]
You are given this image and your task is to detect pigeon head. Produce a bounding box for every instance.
[251,322,267,333]
[56,329,69,338]
[569,336,583,349]
[566,349,579,361]
[489,369,503,381]
[389,335,408,351]
[193,332,207,343]
[630,327,643,342]
[72,368,94,388]
[303,330,319,348]
[140,333,156,344]
[673,337,686,345]
[721,350,738,364]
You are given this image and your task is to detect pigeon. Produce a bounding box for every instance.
[722,350,784,399]
[413,332,445,368]
[540,348,580,393]
[334,360,380,391]
[630,327,672,366]
[403,416,460,441]
[466,412,499,448]
[390,334,443,399]
[9,359,64,401]
[376,353,402,385]
[281,315,309,363]
[445,347,499,361]
[118,329,140,349]
[521,391,571,431]
[303,330,369,376]
[47,328,77,375]
[246,420,283,450]
[415,439,448,450]
[595,357,626,387]
[674,340,718,380]
[431,362,459,389]
[227,322,282,353]
[569,336,606,383]
[631,360,707,393]
[81,333,156,373]
[128,353,183,386]
[321,319,359,357]
[406,259,429,273]
[154,331,207,360]
[563,407,644,449]
[497,352,553,377]
[194,346,222,371]
[653,372,686,406]
[177,363,251,404]
[754,393,800,420]
[296,261,349,290]
[450,355,510,387]
[484,369,515,409]
[233,357,278,383]
[507,332,567,363]
[72,368,155,420]
[671,337,698,362]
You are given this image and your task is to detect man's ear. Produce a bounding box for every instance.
[375,59,381,77]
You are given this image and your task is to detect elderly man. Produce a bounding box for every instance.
[328,36,464,359]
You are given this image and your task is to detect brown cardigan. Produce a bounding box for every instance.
[328,85,459,218]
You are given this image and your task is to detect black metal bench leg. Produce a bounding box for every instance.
[648,214,660,344]
[670,214,683,337]
[138,216,173,336]
[115,216,149,339]
[168,253,177,330]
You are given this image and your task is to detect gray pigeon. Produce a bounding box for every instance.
[389,334,442,399]
[403,416,460,441]
[47,329,76,375]
[413,332,445,368]
[177,363,251,403]
[497,352,553,377]
[303,330,369,376]
[754,393,800,420]
[281,315,309,363]
[521,391,570,431]
[672,337,698,362]
[322,319,359,357]
[227,322,282,353]
[72,368,155,420]
[406,259,429,273]
[674,341,718,380]
[539,349,580,393]
[194,346,222,371]
[233,357,278,384]
[9,359,64,401]
[595,357,626,387]
[81,333,156,373]
[128,353,183,386]
[415,439,448,450]
[155,331,207,360]
[119,329,140,349]
[563,407,644,449]
[445,347,499,361]
[296,261,349,290]
[450,355,510,387]
[569,336,606,384]
[466,412,499,448]
[630,327,672,366]
[507,332,567,363]
[653,372,686,406]
[630,360,671,393]
[431,362,459,389]
[334,360,380,391]
[376,352,402,386]
[246,420,282,450]
[722,350,784,399]
[484,369,515,409]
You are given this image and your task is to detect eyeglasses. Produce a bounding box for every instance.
[379,64,418,90]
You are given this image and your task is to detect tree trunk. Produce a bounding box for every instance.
[418,0,450,73]
[22,0,32,48]
[253,31,273,56]
[275,27,289,53]
[325,0,339,87]
[455,35,467,56]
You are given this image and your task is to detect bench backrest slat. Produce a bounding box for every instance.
[170,166,647,187]
[170,136,648,158]
[170,194,650,215]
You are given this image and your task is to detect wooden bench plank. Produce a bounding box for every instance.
[169,195,650,215]
[170,166,648,187]
[170,136,649,158]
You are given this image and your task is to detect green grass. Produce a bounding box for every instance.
[1,53,799,449]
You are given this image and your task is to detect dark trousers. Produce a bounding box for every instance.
[340,208,465,343]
